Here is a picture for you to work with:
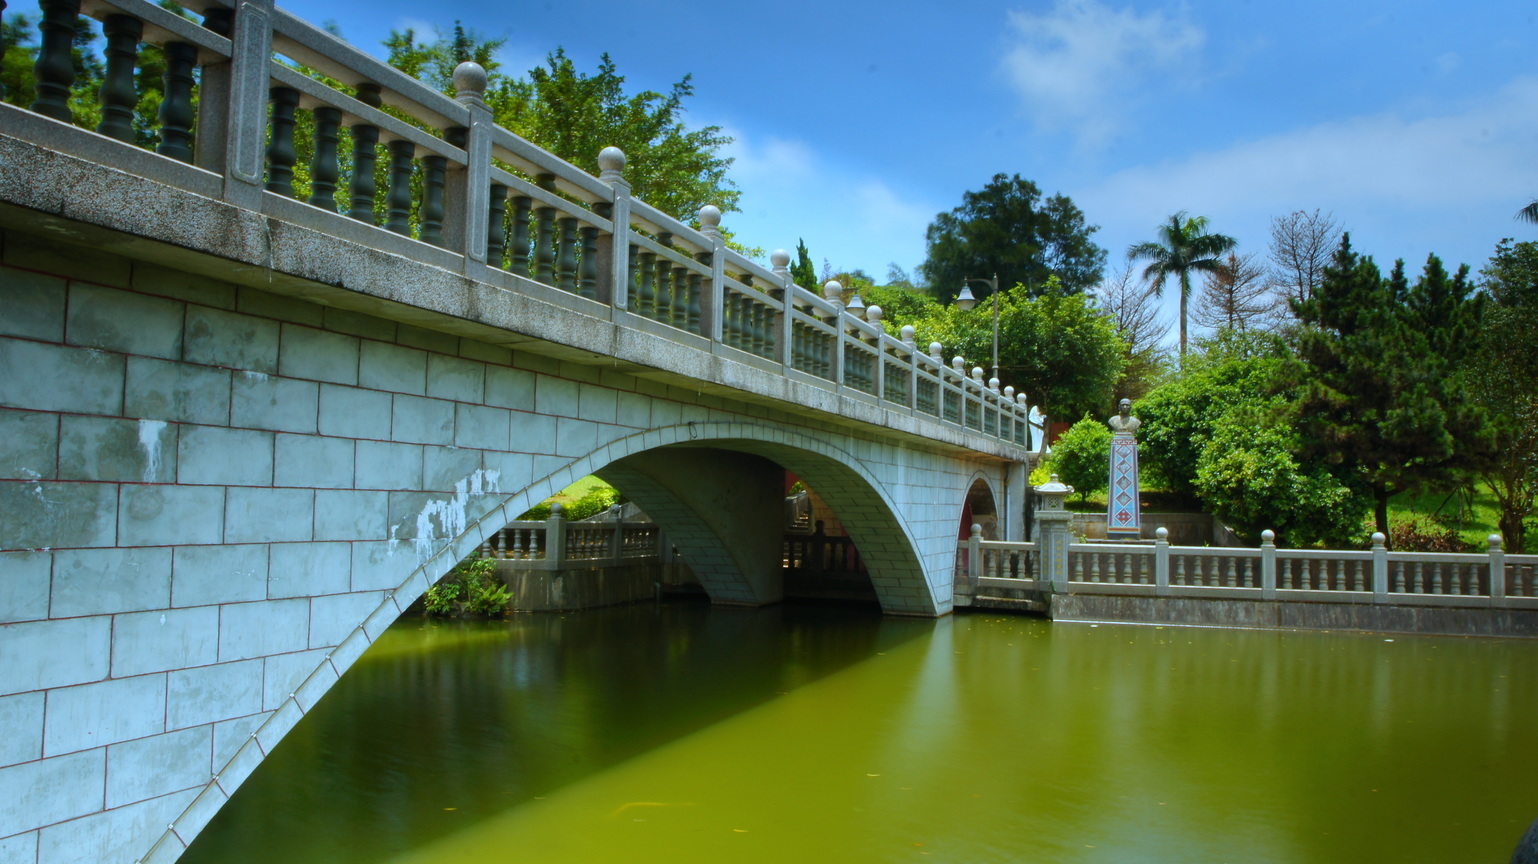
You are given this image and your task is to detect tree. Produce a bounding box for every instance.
[790,239,818,292]
[1519,201,1538,224]
[1267,209,1340,306]
[1048,415,1112,503]
[1293,236,1491,539]
[1094,262,1172,402]
[1194,252,1278,332]
[1471,239,1538,551]
[906,277,1126,426]
[920,174,1106,304]
[1127,212,1238,358]
[384,29,738,221]
[1136,329,1366,545]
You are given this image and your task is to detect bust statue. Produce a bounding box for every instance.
[1108,398,1140,435]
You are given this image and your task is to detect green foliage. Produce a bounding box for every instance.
[1048,415,1112,502]
[1127,211,1239,357]
[1471,238,1538,552]
[893,277,1125,423]
[1193,401,1368,546]
[790,239,818,292]
[379,27,738,221]
[519,482,622,521]
[861,283,939,333]
[919,173,1106,304]
[424,557,509,617]
[1293,235,1492,538]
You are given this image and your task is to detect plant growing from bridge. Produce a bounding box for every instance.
[425,558,510,617]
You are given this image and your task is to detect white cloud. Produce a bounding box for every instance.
[718,129,938,275]
[1078,77,1538,329]
[1000,0,1205,146]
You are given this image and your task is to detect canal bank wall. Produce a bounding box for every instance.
[1047,595,1538,638]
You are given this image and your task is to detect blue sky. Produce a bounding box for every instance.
[16,0,1538,320]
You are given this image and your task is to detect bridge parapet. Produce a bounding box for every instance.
[2,0,1034,453]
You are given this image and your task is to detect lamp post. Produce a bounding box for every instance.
[954,274,1000,382]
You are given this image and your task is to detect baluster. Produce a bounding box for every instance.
[1430,563,1443,595]
[418,155,447,245]
[383,139,415,235]
[496,195,528,276]
[532,175,557,284]
[498,528,511,558]
[1448,564,1462,596]
[486,183,508,266]
[96,14,144,142]
[1226,556,1237,587]
[577,225,599,299]
[634,250,656,315]
[1392,561,1404,593]
[511,530,525,559]
[555,217,578,292]
[686,268,703,334]
[655,253,674,322]
[347,85,382,223]
[726,292,743,348]
[265,87,301,196]
[302,106,342,211]
[156,41,198,162]
[1279,559,1292,590]
[479,537,491,558]
[1173,555,1186,586]
[670,264,690,329]
[31,0,80,123]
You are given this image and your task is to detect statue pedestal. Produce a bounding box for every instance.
[1107,432,1141,538]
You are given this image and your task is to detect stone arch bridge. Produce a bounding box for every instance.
[0,2,1033,861]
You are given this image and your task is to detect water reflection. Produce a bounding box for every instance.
[183,603,1538,864]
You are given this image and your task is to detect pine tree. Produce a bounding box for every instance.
[790,239,818,292]
[1294,236,1490,540]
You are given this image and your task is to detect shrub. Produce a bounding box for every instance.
[1047,414,1111,502]
[423,557,509,617]
[1389,517,1475,552]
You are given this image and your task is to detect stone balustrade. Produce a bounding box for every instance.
[961,526,1538,610]
[6,0,1035,451]
[473,505,669,572]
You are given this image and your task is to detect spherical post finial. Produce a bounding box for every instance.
[972,366,985,382]
[1004,385,1015,398]
[866,304,884,325]
[770,249,791,272]
[598,146,627,182]
[823,280,843,302]
[929,341,943,359]
[989,376,1000,392]
[698,204,722,236]
[901,324,916,345]
[952,356,965,374]
[453,61,488,105]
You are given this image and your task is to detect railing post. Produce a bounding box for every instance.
[1371,531,1388,603]
[217,0,274,208]
[824,281,845,385]
[967,523,983,595]
[1260,529,1277,600]
[1155,527,1171,597]
[610,505,625,562]
[868,306,886,401]
[699,205,725,342]
[1488,534,1506,606]
[546,503,567,567]
[1034,475,1073,595]
[902,326,919,412]
[771,250,794,368]
[599,147,631,310]
[445,62,492,271]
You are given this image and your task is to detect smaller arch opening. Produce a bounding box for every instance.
[961,477,1000,541]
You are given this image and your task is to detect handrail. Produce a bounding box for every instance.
[6,0,1035,453]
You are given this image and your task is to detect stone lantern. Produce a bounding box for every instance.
[1035,474,1074,593]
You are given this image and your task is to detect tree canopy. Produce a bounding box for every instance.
[383,28,737,221]
[1127,211,1238,357]
[1293,236,1491,539]
[1470,239,1538,551]
[919,174,1106,304]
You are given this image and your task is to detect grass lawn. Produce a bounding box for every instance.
[1386,482,1504,549]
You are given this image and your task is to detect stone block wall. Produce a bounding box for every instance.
[0,227,1012,863]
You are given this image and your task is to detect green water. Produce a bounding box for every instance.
[182,602,1538,863]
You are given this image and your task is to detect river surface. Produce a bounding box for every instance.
[182,601,1538,863]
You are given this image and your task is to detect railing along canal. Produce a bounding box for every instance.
[2,0,1033,449]
[961,526,1538,610]
[475,505,666,571]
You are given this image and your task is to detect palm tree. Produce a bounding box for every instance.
[1519,200,1538,224]
[1127,212,1239,358]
